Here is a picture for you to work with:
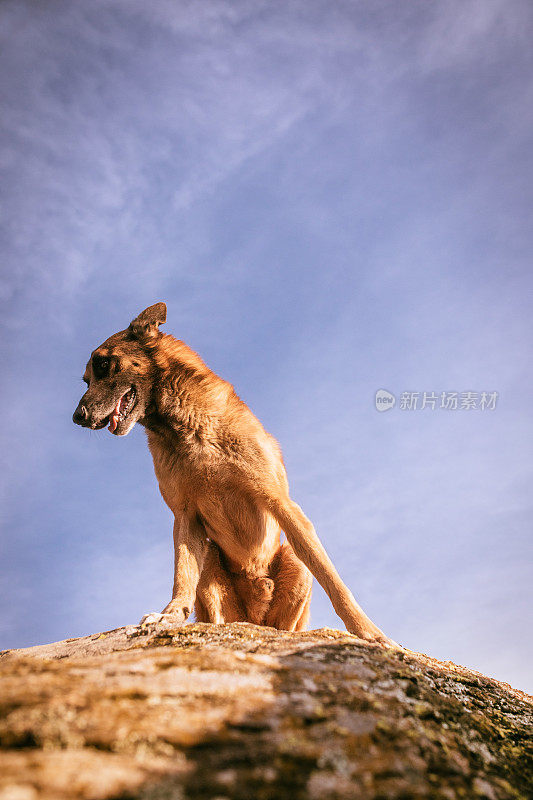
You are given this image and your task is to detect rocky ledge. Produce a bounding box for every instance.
[0,622,531,799]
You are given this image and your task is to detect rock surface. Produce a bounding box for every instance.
[0,622,531,799]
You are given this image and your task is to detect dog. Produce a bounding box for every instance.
[73,303,394,644]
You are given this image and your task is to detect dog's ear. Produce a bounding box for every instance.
[129,302,167,338]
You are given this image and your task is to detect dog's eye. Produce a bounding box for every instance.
[82,377,89,386]
[93,357,110,377]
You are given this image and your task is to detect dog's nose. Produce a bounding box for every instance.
[73,404,88,425]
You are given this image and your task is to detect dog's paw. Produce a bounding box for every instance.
[139,612,164,627]
[161,602,191,624]
[346,621,401,649]
[363,631,402,649]
[374,634,402,649]
[138,610,190,633]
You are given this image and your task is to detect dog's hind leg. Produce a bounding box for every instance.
[195,541,246,623]
[232,572,275,626]
[294,592,312,631]
[264,541,313,631]
[194,597,209,623]
[265,493,394,644]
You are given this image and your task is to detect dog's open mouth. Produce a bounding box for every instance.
[108,387,136,433]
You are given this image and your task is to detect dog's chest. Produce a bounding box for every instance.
[146,428,213,514]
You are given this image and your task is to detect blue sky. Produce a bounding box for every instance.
[1,1,532,691]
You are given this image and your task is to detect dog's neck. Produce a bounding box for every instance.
[140,334,233,452]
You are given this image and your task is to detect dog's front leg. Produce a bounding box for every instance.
[161,513,208,623]
[140,513,207,627]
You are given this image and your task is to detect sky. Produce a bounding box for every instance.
[1,0,532,692]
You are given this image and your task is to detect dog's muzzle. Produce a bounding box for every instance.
[72,403,89,426]
[72,403,107,429]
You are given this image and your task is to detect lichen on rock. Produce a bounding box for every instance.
[0,622,531,799]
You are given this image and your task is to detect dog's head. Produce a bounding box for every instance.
[73,302,166,436]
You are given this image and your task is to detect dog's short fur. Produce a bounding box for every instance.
[73,303,393,643]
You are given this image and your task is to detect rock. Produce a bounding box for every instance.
[0,622,531,799]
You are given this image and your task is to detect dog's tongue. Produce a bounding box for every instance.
[108,396,123,433]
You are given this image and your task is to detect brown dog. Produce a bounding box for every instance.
[73,303,393,644]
